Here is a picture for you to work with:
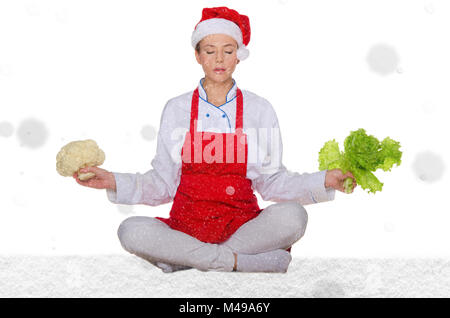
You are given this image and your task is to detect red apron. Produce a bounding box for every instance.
[156,87,262,243]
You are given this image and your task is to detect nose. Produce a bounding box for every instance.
[216,51,224,62]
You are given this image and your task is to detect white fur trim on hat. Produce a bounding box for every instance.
[236,45,249,61]
[192,18,249,60]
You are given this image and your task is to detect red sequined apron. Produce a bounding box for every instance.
[156,87,262,243]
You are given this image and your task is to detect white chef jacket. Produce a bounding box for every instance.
[106,78,335,206]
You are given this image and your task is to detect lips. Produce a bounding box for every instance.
[214,68,226,72]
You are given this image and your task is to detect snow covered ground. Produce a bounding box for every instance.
[1,255,449,297]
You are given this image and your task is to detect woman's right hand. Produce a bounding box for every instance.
[73,166,116,191]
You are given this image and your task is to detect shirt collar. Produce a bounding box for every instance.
[198,78,237,103]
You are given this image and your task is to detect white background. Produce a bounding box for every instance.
[0,0,448,258]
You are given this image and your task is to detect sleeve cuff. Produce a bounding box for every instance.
[106,188,117,203]
[310,170,336,203]
[105,172,119,203]
[105,172,140,205]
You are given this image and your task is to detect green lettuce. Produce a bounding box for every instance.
[318,129,402,194]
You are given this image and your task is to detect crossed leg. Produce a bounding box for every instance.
[220,201,308,272]
[117,201,308,273]
[221,201,308,254]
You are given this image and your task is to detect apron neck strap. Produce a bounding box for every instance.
[190,88,200,133]
[235,88,243,130]
[190,87,244,133]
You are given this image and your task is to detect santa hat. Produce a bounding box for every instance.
[191,7,251,61]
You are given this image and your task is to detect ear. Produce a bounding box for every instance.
[195,50,201,65]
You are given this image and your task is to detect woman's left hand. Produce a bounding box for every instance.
[325,169,357,193]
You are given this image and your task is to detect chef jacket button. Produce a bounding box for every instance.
[222,114,226,118]
[206,113,210,117]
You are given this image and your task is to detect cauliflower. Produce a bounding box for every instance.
[56,139,105,181]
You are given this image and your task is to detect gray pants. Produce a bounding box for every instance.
[117,201,308,272]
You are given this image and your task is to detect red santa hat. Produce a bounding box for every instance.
[191,7,251,61]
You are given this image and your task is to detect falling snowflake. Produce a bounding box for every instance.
[0,64,12,78]
[420,101,438,114]
[141,124,157,141]
[16,118,48,149]
[54,7,69,24]
[424,3,435,14]
[366,44,400,76]
[225,186,235,195]
[412,151,445,183]
[384,222,396,233]
[24,2,41,17]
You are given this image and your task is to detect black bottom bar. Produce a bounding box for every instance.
[0,298,448,316]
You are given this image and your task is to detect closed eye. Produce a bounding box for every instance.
[206,51,234,54]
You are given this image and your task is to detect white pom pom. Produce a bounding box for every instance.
[236,45,249,61]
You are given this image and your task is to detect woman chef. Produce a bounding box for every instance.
[74,6,356,273]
